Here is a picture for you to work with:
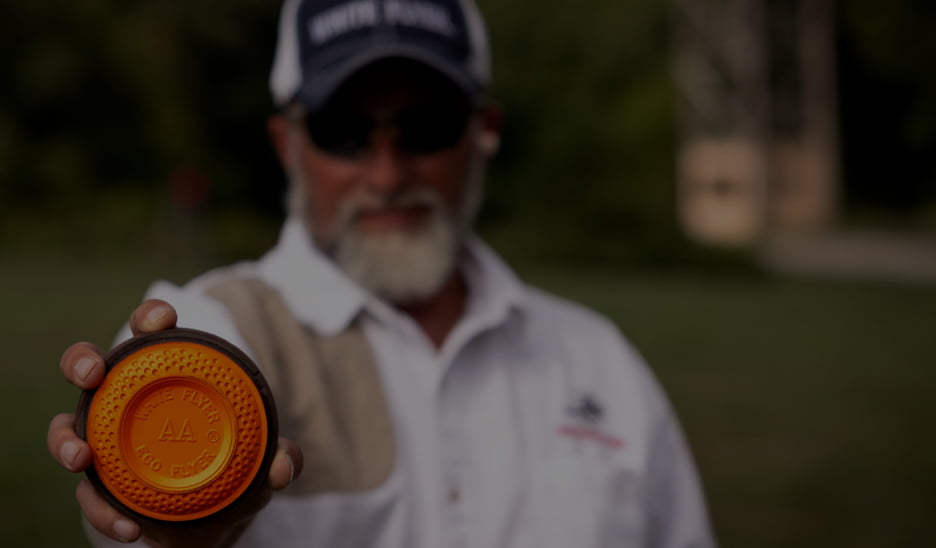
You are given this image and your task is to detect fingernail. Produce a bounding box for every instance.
[74,357,96,384]
[61,441,80,470]
[144,305,167,326]
[288,456,296,483]
[113,519,136,542]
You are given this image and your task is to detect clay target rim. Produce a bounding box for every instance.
[76,328,278,526]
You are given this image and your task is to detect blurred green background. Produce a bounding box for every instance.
[2,0,935,546]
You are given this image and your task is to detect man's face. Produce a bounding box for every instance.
[279,60,493,304]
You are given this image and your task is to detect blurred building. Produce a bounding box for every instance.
[672,0,839,247]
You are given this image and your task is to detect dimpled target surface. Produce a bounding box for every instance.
[83,335,271,522]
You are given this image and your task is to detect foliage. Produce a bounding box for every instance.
[478,0,680,263]
[1,0,934,263]
[836,0,936,210]
[0,0,283,211]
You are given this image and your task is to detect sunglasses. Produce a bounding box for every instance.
[301,99,474,158]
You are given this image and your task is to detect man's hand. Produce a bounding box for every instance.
[47,299,303,546]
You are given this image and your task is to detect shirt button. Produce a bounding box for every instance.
[447,487,461,503]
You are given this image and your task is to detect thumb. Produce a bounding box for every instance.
[269,437,303,490]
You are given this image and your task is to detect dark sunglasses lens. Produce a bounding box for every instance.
[305,111,373,157]
[305,100,472,157]
[397,104,471,154]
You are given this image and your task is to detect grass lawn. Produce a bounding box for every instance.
[3,253,935,547]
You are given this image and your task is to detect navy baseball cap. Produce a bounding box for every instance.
[269,0,491,111]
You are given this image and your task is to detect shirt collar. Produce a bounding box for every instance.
[256,215,528,337]
[430,237,528,363]
[461,238,527,327]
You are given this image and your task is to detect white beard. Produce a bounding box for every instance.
[287,159,484,305]
[332,187,460,304]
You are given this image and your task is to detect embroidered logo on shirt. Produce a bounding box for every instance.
[558,393,625,450]
[568,393,604,424]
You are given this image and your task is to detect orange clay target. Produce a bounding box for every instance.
[76,329,277,523]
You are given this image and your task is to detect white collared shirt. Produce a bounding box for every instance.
[89,217,716,548]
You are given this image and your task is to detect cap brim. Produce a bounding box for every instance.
[293,42,481,113]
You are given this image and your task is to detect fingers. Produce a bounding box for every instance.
[76,479,141,543]
[269,437,303,490]
[55,299,179,545]
[48,413,93,473]
[129,299,177,336]
[58,300,177,391]
[60,342,106,390]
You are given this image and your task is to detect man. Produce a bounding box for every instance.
[48,1,716,546]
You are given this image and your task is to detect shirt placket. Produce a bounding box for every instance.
[438,362,471,548]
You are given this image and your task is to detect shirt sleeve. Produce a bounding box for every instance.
[639,373,718,548]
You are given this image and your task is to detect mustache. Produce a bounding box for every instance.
[338,187,447,226]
